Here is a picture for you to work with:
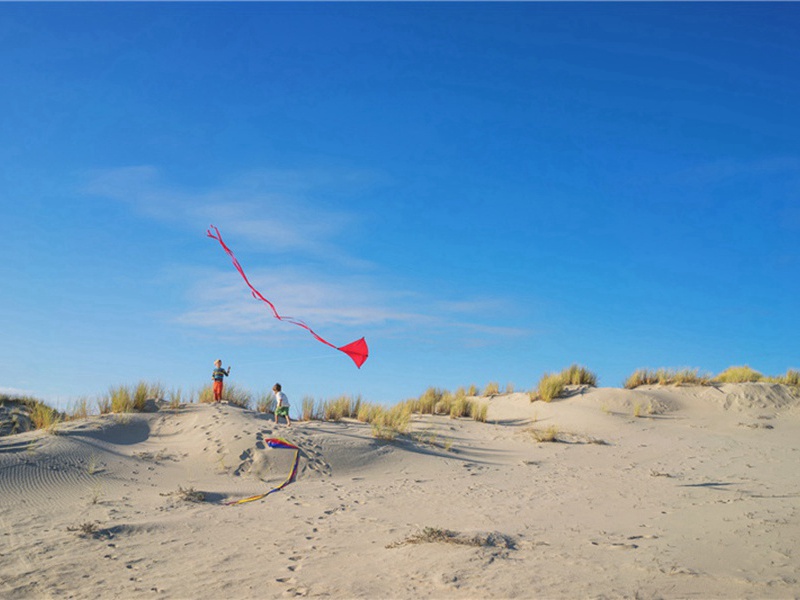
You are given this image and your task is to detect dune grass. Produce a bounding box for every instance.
[198,382,251,408]
[535,372,566,403]
[624,368,711,389]
[29,401,62,432]
[532,364,598,402]
[368,403,411,440]
[713,365,763,383]
[483,382,500,396]
[561,364,598,386]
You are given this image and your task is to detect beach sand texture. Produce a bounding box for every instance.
[2,383,799,599]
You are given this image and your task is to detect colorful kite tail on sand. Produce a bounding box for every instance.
[206,225,369,368]
[226,439,300,506]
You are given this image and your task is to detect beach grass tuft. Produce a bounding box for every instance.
[483,382,500,396]
[624,368,711,389]
[533,364,598,402]
[714,365,763,383]
[535,372,565,403]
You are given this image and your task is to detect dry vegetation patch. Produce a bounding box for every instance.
[387,526,517,551]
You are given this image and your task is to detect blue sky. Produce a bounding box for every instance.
[2,3,798,409]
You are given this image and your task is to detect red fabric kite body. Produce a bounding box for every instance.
[207,225,369,368]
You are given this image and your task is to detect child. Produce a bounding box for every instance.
[212,360,231,402]
[273,383,291,426]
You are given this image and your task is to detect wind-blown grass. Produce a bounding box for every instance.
[535,373,566,403]
[561,364,598,386]
[30,401,62,432]
[533,364,598,402]
[198,382,251,408]
[713,365,763,383]
[624,368,711,389]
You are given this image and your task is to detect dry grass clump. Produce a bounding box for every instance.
[66,397,92,421]
[255,391,274,414]
[405,387,444,415]
[198,382,251,408]
[776,369,800,386]
[167,388,186,409]
[102,381,166,413]
[368,404,411,440]
[624,368,711,389]
[535,372,566,403]
[401,387,487,422]
[713,365,763,383]
[67,521,100,538]
[175,486,205,502]
[483,382,500,396]
[561,364,598,386]
[319,394,362,421]
[29,401,62,432]
[388,526,516,550]
[301,396,320,420]
[529,425,559,443]
[532,364,598,402]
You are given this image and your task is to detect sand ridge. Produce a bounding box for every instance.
[1,384,799,598]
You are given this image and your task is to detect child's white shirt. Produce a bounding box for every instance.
[275,391,289,407]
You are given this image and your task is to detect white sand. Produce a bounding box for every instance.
[2,383,799,598]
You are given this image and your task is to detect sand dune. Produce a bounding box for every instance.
[2,383,799,598]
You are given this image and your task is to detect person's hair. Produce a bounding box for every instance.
[214,359,222,365]
[273,383,282,392]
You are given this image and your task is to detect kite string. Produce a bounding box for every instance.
[207,225,338,351]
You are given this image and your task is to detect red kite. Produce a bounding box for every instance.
[207,225,369,368]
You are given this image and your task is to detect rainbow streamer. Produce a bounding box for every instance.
[226,438,300,506]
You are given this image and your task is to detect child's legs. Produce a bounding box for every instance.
[213,380,223,400]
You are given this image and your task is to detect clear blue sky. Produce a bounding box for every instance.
[2,3,798,409]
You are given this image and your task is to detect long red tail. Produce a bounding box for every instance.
[207,225,369,368]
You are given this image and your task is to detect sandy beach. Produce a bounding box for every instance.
[2,383,799,599]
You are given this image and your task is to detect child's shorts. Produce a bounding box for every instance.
[276,406,289,417]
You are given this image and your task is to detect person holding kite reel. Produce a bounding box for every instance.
[212,359,231,402]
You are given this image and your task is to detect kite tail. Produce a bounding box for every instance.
[207,225,369,368]
[226,438,300,506]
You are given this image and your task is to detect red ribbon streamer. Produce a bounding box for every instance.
[207,225,369,368]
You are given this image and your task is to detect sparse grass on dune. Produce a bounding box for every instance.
[319,394,362,421]
[483,382,500,396]
[535,372,566,403]
[624,368,711,389]
[369,403,411,440]
[714,365,763,384]
[301,396,319,420]
[532,364,598,402]
[103,381,167,413]
[779,369,800,386]
[29,401,62,432]
[198,382,251,408]
[255,391,274,414]
[67,397,91,420]
[561,364,598,386]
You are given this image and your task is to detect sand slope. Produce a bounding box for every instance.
[2,384,799,599]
